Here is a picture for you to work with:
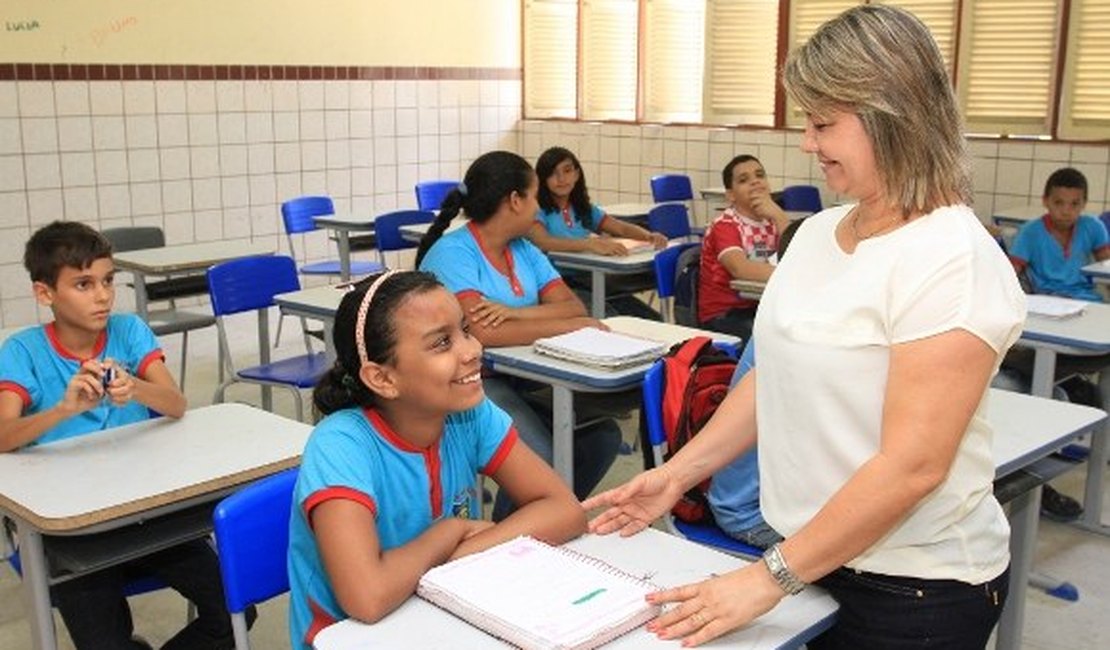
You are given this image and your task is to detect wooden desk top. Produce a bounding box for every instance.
[0,403,310,533]
[112,240,274,275]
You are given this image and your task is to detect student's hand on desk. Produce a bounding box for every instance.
[588,238,629,257]
[469,299,511,329]
[646,561,784,647]
[581,466,682,537]
[648,232,669,249]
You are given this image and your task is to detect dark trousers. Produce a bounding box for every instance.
[699,306,757,345]
[52,539,233,650]
[808,565,1009,650]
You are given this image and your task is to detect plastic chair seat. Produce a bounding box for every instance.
[236,352,329,388]
[299,260,382,276]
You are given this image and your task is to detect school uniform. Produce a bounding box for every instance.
[699,207,778,342]
[287,399,517,648]
[1010,214,1109,302]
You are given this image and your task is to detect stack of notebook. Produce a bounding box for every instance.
[533,327,667,369]
[1026,294,1088,319]
[417,536,660,650]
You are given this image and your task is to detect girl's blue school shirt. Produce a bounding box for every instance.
[534,204,610,239]
[418,222,564,306]
[0,314,163,445]
[286,399,517,649]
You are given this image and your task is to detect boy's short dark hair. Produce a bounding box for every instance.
[24,221,113,287]
[1043,167,1088,201]
[722,154,761,188]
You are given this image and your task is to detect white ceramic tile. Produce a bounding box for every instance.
[478,80,499,107]
[372,108,395,138]
[396,108,418,137]
[783,148,811,179]
[439,134,460,162]
[217,112,246,144]
[322,81,348,111]
[0,119,18,155]
[0,262,28,302]
[246,112,274,143]
[995,158,1033,196]
[967,139,998,158]
[350,139,373,168]
[21,118,58,154]
[458,81,481,107]
[459,133,481,162]
[374,164,397,194]
[271,81,299,111]
[1073,163,1107,205]
[299,110,325,140]
[189,146,220,178]
[61,152,96,186]
[0,225,30,265]
[192,177,222,210]
[349,81,372,110]
[26,189,63,225]
[250,204,280,236]
[164,209,195,243]
[89,82,123,116]
[618,165,641,194]
[1031,161,1061,197]
[275,142,300,172]
[479,107,499,132]
[157,113,189,147]
[159,147,191,180]
[248,143,275,175]
[301,141,326,171]
[212,81,243,113]
[161,179,192,213]
[372,80,396,109]
[188,113,218,146]
[17,82,54,117]
[155,80,187,113]
[521,132,541,159]
[24,153,61,189]
[419,107,441,135]
[395,81,417,108]
[193,209,225,241]
[127,149,159,182]
[301,170,327,196]
[326,169,351,197]
[125,115,158,148]
[61,183,96,221]
[416,135,438,162]
[663,139,686,168]
[243,81,273,113]
[219,205,248,239]
[599,136,620,164]
[0,85,16,119]
[221,175,250,208]
[708,142,733,171]
[439,80,460,108]
[1034,142,1071,162]
[298,81,324,110]
[1070,146,1108,165]
[54,82,91,116]
[185,81,217,113]
[92,116,126,150]
[971,157,998,196]
[325,110,349,140]
[459,107,480,134]
[597,162,619,193]
[122,81,156,115]
[396,163,419,194]
[350,110,372,139]
[219,144,248,175]
[500,80,521,107]
[619,138,641,166]
[0,191,28,228]
[0,156,27,192]
[757,145,784,178]
[275,172,302,202]
[130,181,163,216]
[416,80,438,107]
[998,140,1035,160]
[91,149,126,186]
[97,183,131,219]
[273,112,300,142]
[326,140,351,169]
[373,192,398,212]
[396,136,419,164]
[249,174,276,205]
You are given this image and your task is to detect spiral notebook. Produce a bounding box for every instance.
[417,536,660,650]
[533,327,667,370]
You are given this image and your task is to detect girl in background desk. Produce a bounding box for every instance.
[288,271,585,649]
[415,151,622,522]
[529,146,667,320]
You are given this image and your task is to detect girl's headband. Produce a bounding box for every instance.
[355,270,401,365]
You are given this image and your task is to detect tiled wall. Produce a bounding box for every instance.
[0,70,523,327]
[519,120,1110,231]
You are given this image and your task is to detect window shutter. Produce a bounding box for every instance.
[785,0,860,126]
[643,0,706,123]
[703,0,779,127]
[957,0,1060,136]
[877,1,958,72]
[580,0,639,121]
[523,0,578,119]
[1058,0,1110,140]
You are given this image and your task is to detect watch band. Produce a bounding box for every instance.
[762,543,806,595]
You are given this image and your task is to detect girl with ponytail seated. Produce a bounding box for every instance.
[416,151,622,521]
[287,271,585,649]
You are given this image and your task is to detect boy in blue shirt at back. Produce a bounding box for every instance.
[0,221,240,650]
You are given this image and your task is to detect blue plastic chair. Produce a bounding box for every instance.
[414,180,458,211]
[374,209,436,267]
[653,243,701,323]
[213,467,299,650]
[779,185,823,214]
[648,203,694,241]
[280,196,384,277]
[207,256,329,421]
[641,353,760,559]
[650,174,695,203]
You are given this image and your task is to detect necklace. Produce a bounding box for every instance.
[850,208,902,241]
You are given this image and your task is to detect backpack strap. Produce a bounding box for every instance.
[661,336,715,440]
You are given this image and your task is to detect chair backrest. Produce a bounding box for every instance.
[207,255,301,318]
[779,185,823,213]
[1099,211,1110,235]
[673,244,702,326]
[414,181,458,211]
[650,174,694,203]
[213,467,299,614]
[653,242,701,300]
[102,226,166,252]
[281,196,334,236]
[375,209,436,254]
[648,203,692,240]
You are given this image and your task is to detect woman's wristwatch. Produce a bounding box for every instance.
[762,543,806,595]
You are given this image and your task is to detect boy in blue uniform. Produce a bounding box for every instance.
[0,221,239,650]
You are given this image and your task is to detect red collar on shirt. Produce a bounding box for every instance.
[466,222,524,297]
[44,323,107,363]
[1042,215,1076,258]
[561,205,574,228]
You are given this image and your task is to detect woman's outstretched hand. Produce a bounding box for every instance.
[581,466,682,537]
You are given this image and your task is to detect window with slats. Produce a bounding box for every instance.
[642,0,707,123]
[1058,0,1110,140]
[523,0,578,119]
[877,1,958,72]
[957,0,1061,136]
[580,0,639,121]
[785,0,860,126]
[703,0,779,127]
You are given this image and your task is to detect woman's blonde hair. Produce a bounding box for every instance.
[782,4,971,217]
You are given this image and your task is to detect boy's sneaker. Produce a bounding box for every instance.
[1041,485,1083,522]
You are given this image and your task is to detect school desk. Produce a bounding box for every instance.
[1081,259,1110,284]
[992,203,1043,230]
[604,202,657,225]
[274,284,346,364]
[112,240,275,320]
[548,244,673,318]
[312,527,839,650]
[398,218,465,244]
[312,214,378,281]
[483,316,738,485]
[729,278,767,300]
[0,403,311,650]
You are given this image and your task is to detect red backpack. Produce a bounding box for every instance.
[660,336,738,524]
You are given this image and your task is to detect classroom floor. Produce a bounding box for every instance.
[0,307,1108,649]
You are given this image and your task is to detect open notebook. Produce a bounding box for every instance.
[533,327,667,369]
[417,536,660,650]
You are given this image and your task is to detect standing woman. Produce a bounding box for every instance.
[584,6,1026,648]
